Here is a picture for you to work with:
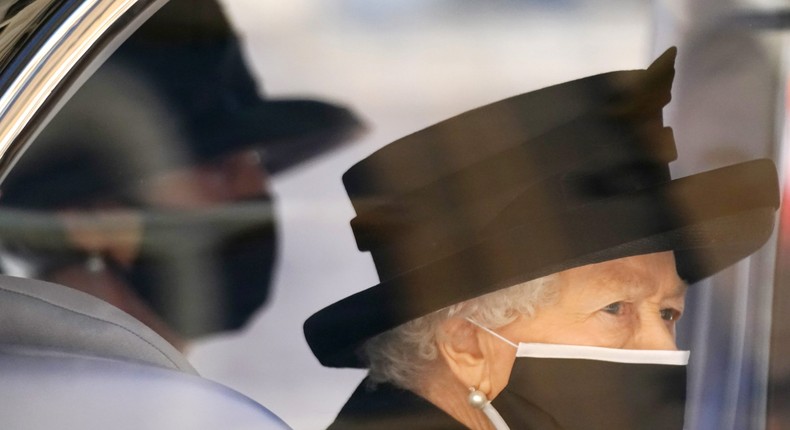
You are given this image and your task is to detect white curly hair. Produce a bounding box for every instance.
[361,274,559,391]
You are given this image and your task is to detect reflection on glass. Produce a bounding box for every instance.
[0,0,361,353]
[0,0,57,72]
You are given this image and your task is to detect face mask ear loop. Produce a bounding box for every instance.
[482,403,511,430]
[465,317,518,349]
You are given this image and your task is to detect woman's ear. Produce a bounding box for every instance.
[437,317,495,396]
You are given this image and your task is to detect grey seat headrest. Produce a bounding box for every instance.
[0,274,196,374]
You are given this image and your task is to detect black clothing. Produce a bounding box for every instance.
[327,378,467,430]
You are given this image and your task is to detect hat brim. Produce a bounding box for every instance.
[304,159,779,368]
[191,99,364,173]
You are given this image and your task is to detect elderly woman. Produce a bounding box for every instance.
[304,48,779,430]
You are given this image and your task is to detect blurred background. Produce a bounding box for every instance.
[160,1,790,429]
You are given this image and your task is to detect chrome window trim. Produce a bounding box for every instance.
[0,0,147,181]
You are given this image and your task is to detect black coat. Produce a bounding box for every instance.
[327,378,468,429]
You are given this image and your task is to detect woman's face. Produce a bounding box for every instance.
[486,251,687,397]
[501,250,686,349]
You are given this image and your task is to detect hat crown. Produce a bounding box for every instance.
[346,48,678,283]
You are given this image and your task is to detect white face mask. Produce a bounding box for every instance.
[466,318,689,430]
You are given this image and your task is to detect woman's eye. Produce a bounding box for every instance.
[660,308,680,321]
[602,302,623,315]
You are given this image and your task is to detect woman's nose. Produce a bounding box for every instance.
[629,313,677,351]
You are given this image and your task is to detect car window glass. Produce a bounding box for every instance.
[0,1,788,430]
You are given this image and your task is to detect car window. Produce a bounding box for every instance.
[0,1,788,430]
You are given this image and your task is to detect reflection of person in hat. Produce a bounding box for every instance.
[0,0,362,350]
[303,47,779,430]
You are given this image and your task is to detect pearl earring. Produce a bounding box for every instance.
[467,387,489,409]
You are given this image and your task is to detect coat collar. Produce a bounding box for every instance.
[328,377,467,430]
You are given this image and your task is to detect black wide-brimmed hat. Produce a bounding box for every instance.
[113,0,362,173]
[304,47,780,368]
